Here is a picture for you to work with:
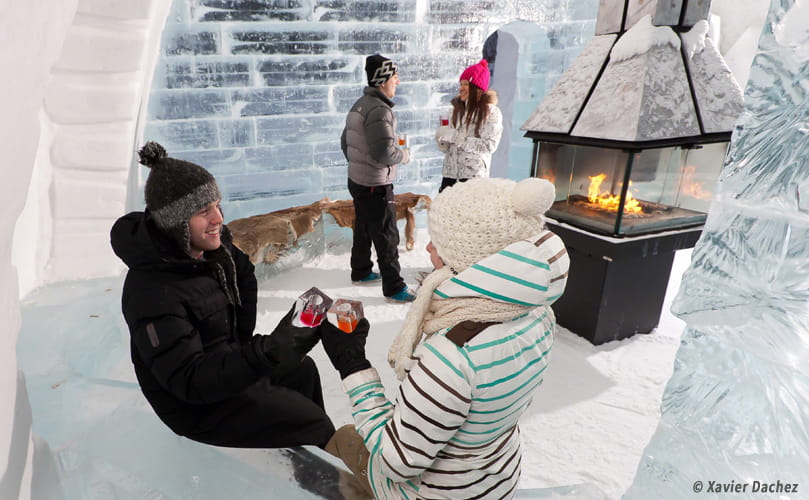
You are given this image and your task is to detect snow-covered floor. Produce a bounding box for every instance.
[255,228,690,499]
[18,227,690,499]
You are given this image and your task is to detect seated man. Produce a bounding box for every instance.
[110,142,334,450]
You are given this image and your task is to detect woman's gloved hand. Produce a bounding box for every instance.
[320,318,372,379]
[435,125,456,146]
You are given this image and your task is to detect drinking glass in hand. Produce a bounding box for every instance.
[292,287,333,327]
[328,299,364,333]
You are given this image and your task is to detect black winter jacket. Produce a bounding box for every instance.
[110,211,272,433]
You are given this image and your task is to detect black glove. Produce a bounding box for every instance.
[251,305,321,379]
[320,317,371,379]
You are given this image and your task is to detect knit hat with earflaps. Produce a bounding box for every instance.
[365,54,398,87]
[138,141,222,255]
[460,59,491,91]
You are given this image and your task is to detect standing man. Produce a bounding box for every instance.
[110,142,337,450]
[341,53,416,303]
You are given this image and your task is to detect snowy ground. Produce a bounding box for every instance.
[18,226,690,499]
[255,227,690,499]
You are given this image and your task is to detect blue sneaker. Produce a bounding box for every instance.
[352,272,382,285]
[386,286,416,303]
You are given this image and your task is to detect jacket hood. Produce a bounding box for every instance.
[111,211,186,271]
[111,211,236,272]
[451,89,498,109]
[433,231,569,307]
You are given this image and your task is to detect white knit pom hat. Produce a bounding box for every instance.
[428,177,556,273]
[388,177,558,379]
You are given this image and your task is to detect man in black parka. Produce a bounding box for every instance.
[110,142,335,449]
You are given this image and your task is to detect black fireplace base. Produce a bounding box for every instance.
[547,221,701,345]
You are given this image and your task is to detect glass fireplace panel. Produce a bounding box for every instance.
[537,143,629,204]
[535,142,726,237]
[674,142,728,213]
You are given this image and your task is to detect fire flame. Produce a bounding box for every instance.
[587,173,642,214]
[682,165,711,200]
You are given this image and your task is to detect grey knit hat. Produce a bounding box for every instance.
[365,54,398,87]
[138,141,222,254]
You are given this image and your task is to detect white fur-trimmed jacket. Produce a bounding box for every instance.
[436,96,503,180]
[341,230,569,499]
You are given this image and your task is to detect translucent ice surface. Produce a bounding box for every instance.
[142,0,599,221]
[624,1,809,498]
[16,278,351,500]
[17,275,614,499]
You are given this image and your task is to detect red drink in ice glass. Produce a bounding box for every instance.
[292,287,332,327]
[299,308,323,327]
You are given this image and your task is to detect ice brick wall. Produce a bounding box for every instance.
[141,0,598,221]
[489,20,594,180]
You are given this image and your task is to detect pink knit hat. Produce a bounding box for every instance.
[459,59,490,91]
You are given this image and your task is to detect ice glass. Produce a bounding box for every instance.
[292,287,333,327]
[328,299,364,333]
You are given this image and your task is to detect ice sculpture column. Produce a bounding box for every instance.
[625,1,809,498]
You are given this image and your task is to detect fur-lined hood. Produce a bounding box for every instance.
[450,89,498,110]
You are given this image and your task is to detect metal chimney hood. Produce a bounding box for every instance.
[521,0,743,149]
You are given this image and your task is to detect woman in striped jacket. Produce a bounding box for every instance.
[320,177,569,499]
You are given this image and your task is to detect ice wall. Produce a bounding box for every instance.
[488,21,577,181]
[141,0,598,221]
[1,2,80,498]
[624,1,809,498]
[12,0,172,294]
[711,0,770,90]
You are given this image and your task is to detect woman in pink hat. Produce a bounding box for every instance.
[435,58,504,192]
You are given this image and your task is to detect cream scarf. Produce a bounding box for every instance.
[387,266,532,380]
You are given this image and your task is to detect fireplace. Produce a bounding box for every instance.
[521,0,742,344]
[534,141,727,237]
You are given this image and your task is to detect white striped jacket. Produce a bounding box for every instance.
[342,231,569,499]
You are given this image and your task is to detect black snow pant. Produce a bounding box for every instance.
[180,356,335,449]
[348,178,406,297]
[439,176,470,193]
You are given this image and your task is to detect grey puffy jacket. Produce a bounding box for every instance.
[341,87,406,187]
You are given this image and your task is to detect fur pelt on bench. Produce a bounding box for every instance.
[228,193,431,264]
